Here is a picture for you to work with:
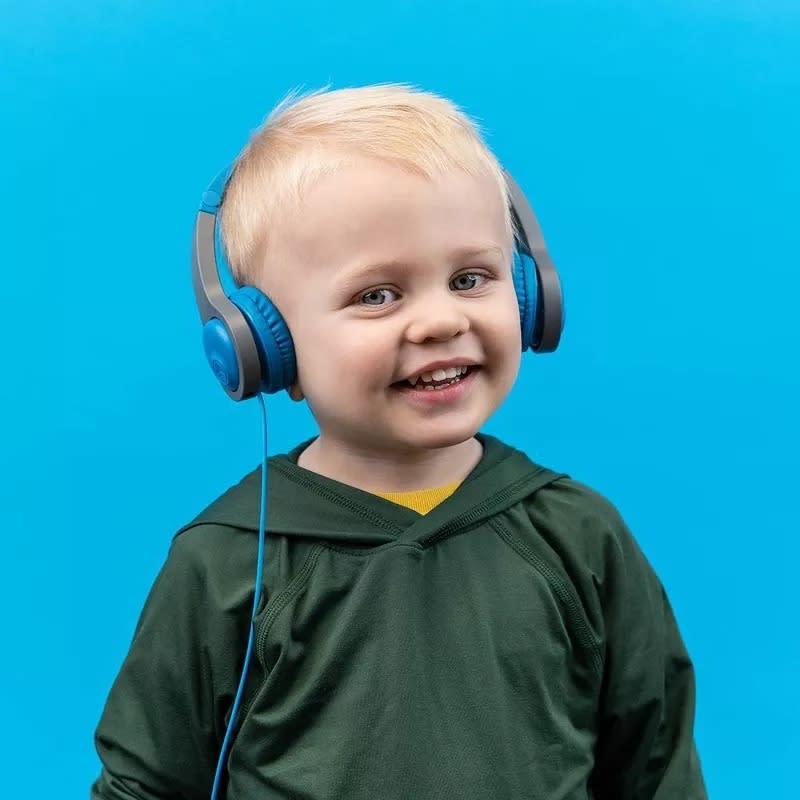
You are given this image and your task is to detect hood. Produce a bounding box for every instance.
[182,434,565,548]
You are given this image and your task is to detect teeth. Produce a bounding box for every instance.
[407,365,470,386]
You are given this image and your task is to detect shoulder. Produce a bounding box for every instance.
[178,466,262,534]
[485,436,655,592]
[490,461,667,657]
[159,468,263,589]
[483,435,627,542]
[477,435,633,569]
[526,474,627,539]
[517,472,661,609]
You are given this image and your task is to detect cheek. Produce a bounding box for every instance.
[339,336,395,388]
[487,291,524,352]
[294,321,390,387]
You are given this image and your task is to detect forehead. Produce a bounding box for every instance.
[269,158,511,272]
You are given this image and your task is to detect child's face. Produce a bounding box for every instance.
[262,157,522,459]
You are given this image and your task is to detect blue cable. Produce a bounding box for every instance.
[210,392,269,800]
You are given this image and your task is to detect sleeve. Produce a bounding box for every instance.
[91,525,254,800]
[590,515,708,800]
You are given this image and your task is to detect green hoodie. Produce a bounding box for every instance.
[92,434,706,799]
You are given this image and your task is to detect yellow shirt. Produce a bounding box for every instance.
[374,481,462,515]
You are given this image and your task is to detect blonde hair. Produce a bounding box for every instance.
[220,84,511,285]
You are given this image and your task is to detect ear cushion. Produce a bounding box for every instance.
[229,286,297,393]
[201,318,241,392]
[513,251,539,351]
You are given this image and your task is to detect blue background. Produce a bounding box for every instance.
[2,1,798,796]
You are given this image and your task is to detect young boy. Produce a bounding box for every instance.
[92,85,707,799]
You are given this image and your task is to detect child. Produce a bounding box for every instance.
[92,85,707,799]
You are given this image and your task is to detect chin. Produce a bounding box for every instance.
[395,420,484,452]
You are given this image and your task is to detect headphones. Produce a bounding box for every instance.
[191,165,564,401]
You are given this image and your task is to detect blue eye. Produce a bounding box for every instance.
[451,273,484,291]
[360,288,398,306]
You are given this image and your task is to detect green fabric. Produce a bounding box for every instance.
[92,434,707,799]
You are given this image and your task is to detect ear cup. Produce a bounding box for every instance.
[512,250,539,351]
[229,287,297,393]
[201,318,241,391]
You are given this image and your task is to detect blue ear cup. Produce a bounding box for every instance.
[512,250,539,351]
[201,317,242,392]
[230,286,297,393]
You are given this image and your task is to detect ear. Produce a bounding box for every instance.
[288,382,305,402]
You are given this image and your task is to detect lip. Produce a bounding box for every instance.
[397,358,480,383]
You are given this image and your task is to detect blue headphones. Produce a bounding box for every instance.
[191,165,564,401]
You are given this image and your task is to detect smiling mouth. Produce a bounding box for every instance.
[393,366,478,391]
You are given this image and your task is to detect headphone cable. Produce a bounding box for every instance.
[210,392,269,800]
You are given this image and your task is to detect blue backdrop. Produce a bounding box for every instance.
[2,1,798,797]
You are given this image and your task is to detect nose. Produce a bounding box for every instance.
[404,293,470,344]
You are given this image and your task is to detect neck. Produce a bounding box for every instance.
[297,435,483,494]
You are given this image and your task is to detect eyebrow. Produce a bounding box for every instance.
[337,245,507,289]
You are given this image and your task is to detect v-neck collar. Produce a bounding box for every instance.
[185,434,565,548]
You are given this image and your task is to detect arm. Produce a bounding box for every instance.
[91,526,253,800]
[590,521,707,800]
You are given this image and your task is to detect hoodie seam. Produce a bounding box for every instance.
[420,470,566,548]
[321,541,423,556]
[254,543,326,670]
[489,517,604,676]
[228,544,326,732]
